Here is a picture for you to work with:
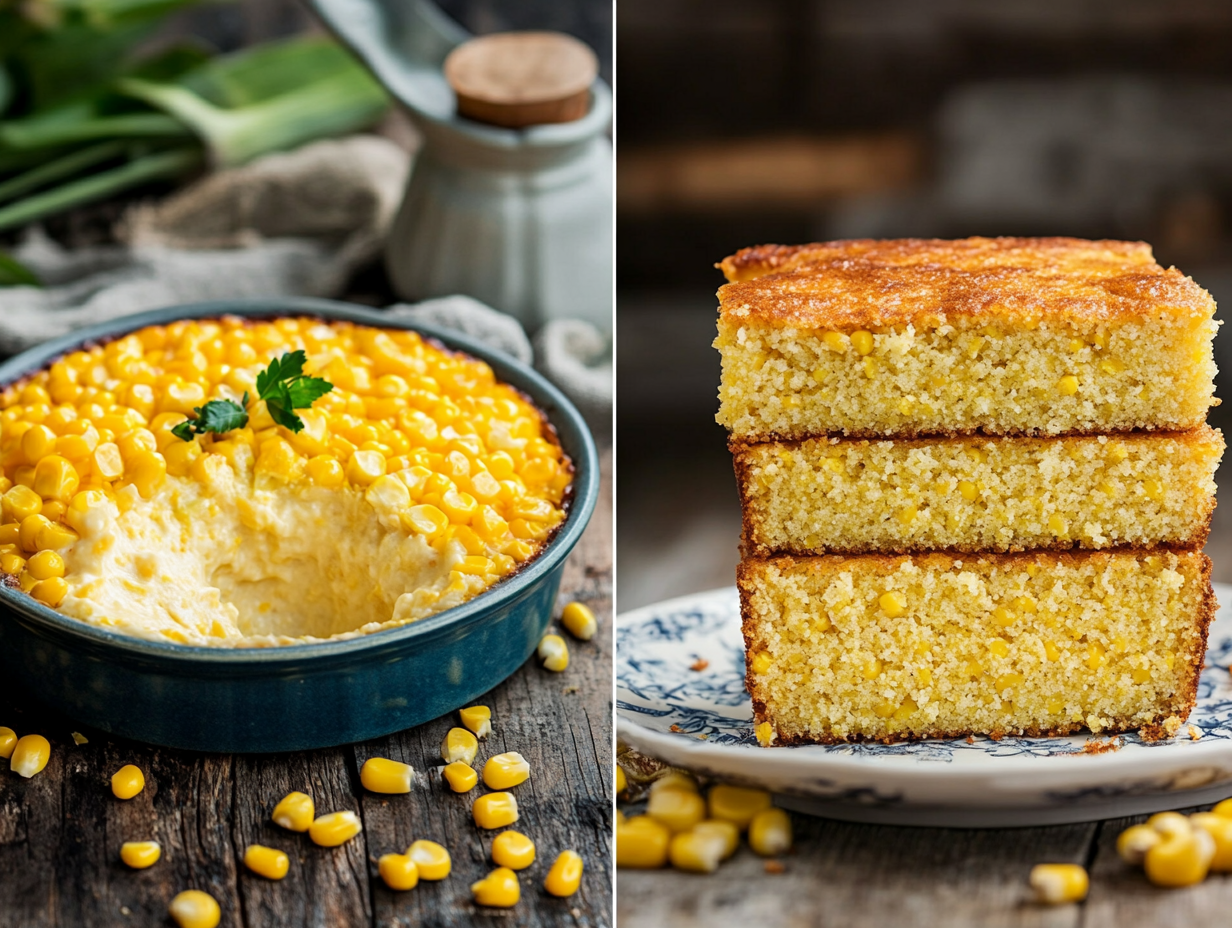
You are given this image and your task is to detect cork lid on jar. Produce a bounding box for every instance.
[444,31,598,129]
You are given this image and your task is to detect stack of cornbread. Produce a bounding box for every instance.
[714,237,1223,744]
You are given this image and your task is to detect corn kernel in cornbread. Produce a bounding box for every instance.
[714,237,1218,440]
[0,316,572,646]
[735,428,1223,556]
[738,550,1214,743]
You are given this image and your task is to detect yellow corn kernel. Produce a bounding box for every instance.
[443,761,478,792]
[491,830,536,870]
[31,576,68,607]
[1190,813,1232,871]
[1145,825,1214,888]
[471,867,520,908]
[862,356,877,378]
[749,807,792,857]
[1100,357,1125,374]
[1029,863,1088,904]
[1213,798,1232,819]
[1068,336,1086,352]
[33,455,79,502]
[244,844,289,880]
[879,590,907,618]
[378,853,419,891]
[862,658,883,681]
[442,727,479,765]
[1086,641,1106,671]
[404,503,449,539]
[2,485,41,522]
[708,783,772,830]
[483,751,530,790]
[346,449,386,485]
[822,331,847,352]
[755,721,775,746]
[120,840,162,869]
[873,699,897,719]
[1117,823,1161,865]
[459,705,492,738]
[272,791,314,832]
[360,756,414,794]
[111,764,145,799]
[539,847,581,892]
[1143,478,1163,500]
[26,549,64,580]
[650,771,698,794]
[0,726,15,759]
[10,733,49,777]
[694,819,739,860]
[308,810,363,847]
[473,791,519,829]
[305,455,345,487]
[616,815,671,869]
[169,890,221,928]
[851,330,874,355]
[1106,443,1129,464]
[989,638,1010,659]
[128,451,167,498]
[1056,375,1079,395]
[616,766,627,794]
[957,480,978,501]
[21,424,57,463]
[751,650,773,674]
[561,601,598,640]
[994,673,1024,694]
[538,633,569,671]
[895,504,917,526]
[1044,641,1061,662]
[917,666,933,686]
[407,839,451,880]
[1048,514,1068,536]
[669,829,729,873]
[647,786,707,834]
[1132,666,1152,684]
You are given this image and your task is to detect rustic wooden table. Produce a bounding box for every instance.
[617,799,1232,927]
[0,451,611,928]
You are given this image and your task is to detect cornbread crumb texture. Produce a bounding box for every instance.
[715,312,1217,440]
[0,316,572,646]
[739,551,1212,743]
[737,429,1223,556]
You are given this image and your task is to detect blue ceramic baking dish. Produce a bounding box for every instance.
[0,298,599,752]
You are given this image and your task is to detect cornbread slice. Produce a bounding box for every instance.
[735,427,1224,556]
[739,550,1214,743]
[714,237,1219,440]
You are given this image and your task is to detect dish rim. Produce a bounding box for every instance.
[0,296,600,668]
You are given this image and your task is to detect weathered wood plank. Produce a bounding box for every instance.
[617,810,1097,928]
[0,448,611,927]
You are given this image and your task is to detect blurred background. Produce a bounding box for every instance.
[617,0,1232,610]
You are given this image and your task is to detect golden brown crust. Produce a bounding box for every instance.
[716,237,1214,331]
[737,552,1214,746]
[731,427,1221,557]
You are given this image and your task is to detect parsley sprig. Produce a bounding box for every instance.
[171,350,333,442]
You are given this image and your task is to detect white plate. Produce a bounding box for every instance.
[616,582,1232,827]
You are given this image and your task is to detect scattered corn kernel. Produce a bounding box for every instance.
[1212,798,1232,819]
[538,633,569,671]
[1190,813,1232,871]
[243,844,289,880]
[561,601,597,640]
[473,792,519,829]
[748,807,792,857]
[111,764,145,799]
[694,820,739,860]
[0,726,16,759]
[309,810,362,847]
[1029,863,1088,904]
[1117,824,1160,865]
[649,771,698,794]
[459,705,492,738]
[442,727,479,765]
[483,751,530,790]
[1141,813,1215,887]
[647,786,707,833]
[378,853,419,891]
[616,815,671,869]
[272,791,314,832]
[878,590,907,618]
[1056,375,1079,395]
[491,830,536,870]
[544,850,583,897]
[360,757,414,794]
[443,761,478,792]
[755,721,775,746]
[708,784,772,830]
[168,890,221,928]
[10,733,49,777]
[471,867,520,908]
[407,839,451,880]
[120,840,161,869]
[669,830,727,873]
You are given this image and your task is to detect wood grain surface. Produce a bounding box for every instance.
[0,450,611,928]
[616,800,1232,927]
